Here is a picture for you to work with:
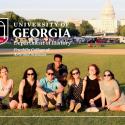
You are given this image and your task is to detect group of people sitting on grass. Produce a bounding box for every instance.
[1,54,125,113]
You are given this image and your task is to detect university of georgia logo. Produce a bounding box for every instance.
[0,18,9,45]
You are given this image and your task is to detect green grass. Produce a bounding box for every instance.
[1,43,125,49]
[0,54,125,125]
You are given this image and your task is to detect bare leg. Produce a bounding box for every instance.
[108,106,121,111]
[120,105,125,111]
[74,103,81,113]
[9,100,18,109]
[67,100,75,112]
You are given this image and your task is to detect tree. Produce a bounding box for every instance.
[0,14,5,18]
[79,20,94,36]
[67,22,79,36]
[3,11,26,22]
[0,11,27,37]
[0,11,80,37]
[67,22,76,29]
[117,25,125,36]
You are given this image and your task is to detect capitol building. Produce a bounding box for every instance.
[70,0,125,34]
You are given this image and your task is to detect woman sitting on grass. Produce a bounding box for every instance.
[67,68,86,113]
[84,64,102,109]
[99,70,125,111]
[10,67,39,109]
[0,66,14,109]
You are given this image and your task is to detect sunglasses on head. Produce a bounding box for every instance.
[27,73,34,76]
[72,71,79,75]
[104,74,111,77]
[47,73,54,76]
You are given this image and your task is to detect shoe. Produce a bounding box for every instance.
[55,105,61,112]
[42,105,48,112]
[31,104,41,109]
[74,103,81,113]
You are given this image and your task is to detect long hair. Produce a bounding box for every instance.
[69,68,80,83]
[88,64,100,75]
[0,66,8,78]
[23,67,37,80]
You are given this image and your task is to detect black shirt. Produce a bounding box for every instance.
[13,79,37,107]
[47,63,68,78]
[68,79,83,103]
[47,63,68,87]
[84,76,101,107]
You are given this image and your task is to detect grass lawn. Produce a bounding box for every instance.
[0,54,125,125]
[1,43,125,49]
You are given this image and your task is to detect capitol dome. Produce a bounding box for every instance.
[101,0,115,20]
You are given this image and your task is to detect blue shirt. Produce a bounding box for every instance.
[39,77,60,93]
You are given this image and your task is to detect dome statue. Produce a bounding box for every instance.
[101,0,115,20]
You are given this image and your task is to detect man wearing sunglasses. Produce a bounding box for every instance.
[46,54,68,85]
[47,54,68,108]
[36,68,64,112]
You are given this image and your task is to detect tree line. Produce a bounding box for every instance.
[0,11,125,37]
[0,11,94,37]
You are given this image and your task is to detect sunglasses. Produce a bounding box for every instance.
[104,74,111,77]
[47,73,54,76]
[72,71,79,75]
[27,73,34,76]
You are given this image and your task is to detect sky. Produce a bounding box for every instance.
[0,0,125,21]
